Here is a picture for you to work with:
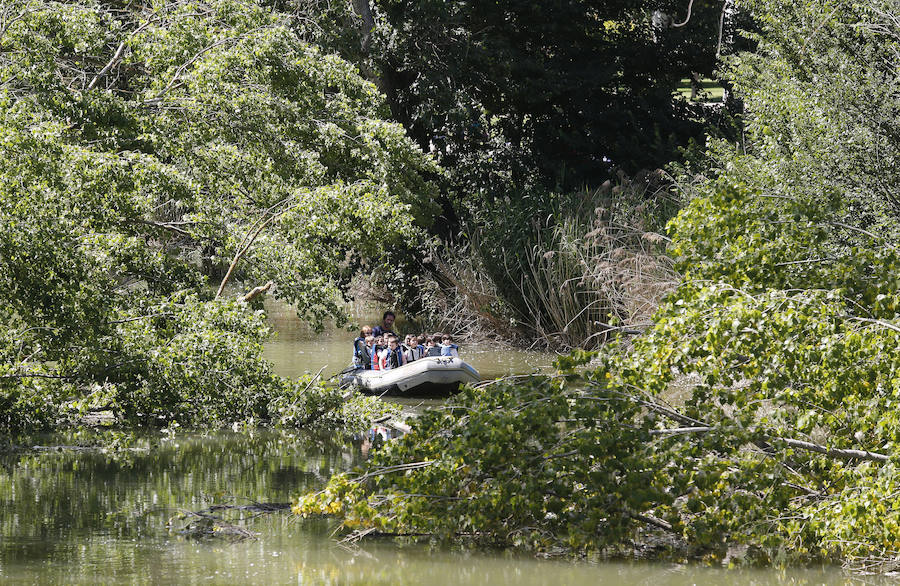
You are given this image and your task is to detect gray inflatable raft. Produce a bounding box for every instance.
[342,357,480,397]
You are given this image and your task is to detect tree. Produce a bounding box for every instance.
[0,0,432,430]
[296,0,900,570]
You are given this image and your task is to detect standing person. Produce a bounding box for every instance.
[372,311,396,338]
[352,326,373,369]
[380,336,407,370]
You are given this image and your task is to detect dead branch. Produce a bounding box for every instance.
[630,512,674,532]
[243,281,273,302]
[171,509,259,541]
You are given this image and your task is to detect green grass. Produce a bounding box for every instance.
[676,77,725,103]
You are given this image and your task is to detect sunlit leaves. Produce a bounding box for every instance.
[0,0,434,431]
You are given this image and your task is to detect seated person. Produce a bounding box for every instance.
[352,326,373,369]
[424,336,441,357]
[416,335,426,356]
[371,335,385,370]
[379,336,407,370]
[440,334,460,357]
[404,334,422,362]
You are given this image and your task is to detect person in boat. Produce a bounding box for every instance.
[424,336,441,357]
[379,335,407,370]
[403,334,422,362]
[440,334,460,357]
[372,311,396,338]
[371,335,384,370]
[416,335,426,357]
[352,326,373,369]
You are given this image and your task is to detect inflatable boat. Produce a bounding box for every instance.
[342,357,480,397]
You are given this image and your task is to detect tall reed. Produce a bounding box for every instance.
[420,172,678,349]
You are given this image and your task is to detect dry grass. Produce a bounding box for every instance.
[415,172,681,350]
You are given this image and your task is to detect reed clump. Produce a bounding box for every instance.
[416,171,680,350]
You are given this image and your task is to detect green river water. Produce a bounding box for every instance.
[0,304,876,584]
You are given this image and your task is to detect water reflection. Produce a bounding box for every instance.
[0,431,878,584]
[0,430,357,583]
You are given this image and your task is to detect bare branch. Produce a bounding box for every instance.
[87,41,126,90]
[851,317,900,334]
[672,0,696,28]
[650,423,890,463]
[214,196,298,299]
[86,17,159,91]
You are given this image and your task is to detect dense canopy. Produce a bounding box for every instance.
[0,0,435,430]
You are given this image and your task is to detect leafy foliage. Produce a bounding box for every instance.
[0,0,430,431]
[295,0,900,570]
[296,374,673,552]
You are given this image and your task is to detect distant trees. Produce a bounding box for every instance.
[282,0,742,206]
[272,0,747,338]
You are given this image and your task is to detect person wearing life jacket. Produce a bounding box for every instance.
[352,326,373,369]
[416,335,426,358]
[403,334,422,362]
[371,335,384,370]
[379,336,407,370]
[440,334,460,357]
[424,336,441,357]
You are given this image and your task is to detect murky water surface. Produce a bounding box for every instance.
[261,301,555,381]
[0,432,864,584]
[0,304,872,583]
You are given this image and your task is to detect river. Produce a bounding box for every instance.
[0,304,873,583]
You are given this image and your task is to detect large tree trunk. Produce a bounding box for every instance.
[351,0,375,52]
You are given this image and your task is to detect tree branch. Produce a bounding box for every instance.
[672,0,696,28]
[214,196,297,299]
[243,281,273,302]
[87,41,126,90]
[650,424,890,463]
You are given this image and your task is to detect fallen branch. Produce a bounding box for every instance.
[779,437,889,463]
[651,424,890,463]
[351,461,436,483]
[630,512,674,532]
[171,509,259,541]
[341,527,434,543]
[243,281,273,302]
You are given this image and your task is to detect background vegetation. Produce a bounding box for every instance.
[10,0,900,571]
[297,0,900,571]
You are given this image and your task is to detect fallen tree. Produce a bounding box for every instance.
[294,1,900,566]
